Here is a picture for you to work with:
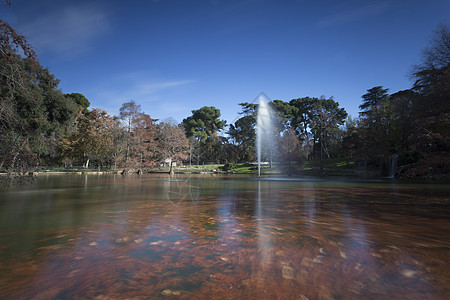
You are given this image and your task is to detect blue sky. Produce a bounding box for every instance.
[1,0,449,126]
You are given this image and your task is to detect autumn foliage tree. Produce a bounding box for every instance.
[131,112,158,169]
[157,119,189,174]
[59,108,116,168]
[117,101,159,170]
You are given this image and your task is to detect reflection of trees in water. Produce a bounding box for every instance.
[166,176,201,206]
[0,174,36,190]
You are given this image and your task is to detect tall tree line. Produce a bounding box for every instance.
[1,19,78,172]
[1,16,447,177]
[343,24,449,177]
[57,100,189,172]
[0,18,189,172]
[226,97,348,169]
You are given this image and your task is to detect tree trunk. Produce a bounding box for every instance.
[85,158,90,169]
[125,143,130,165]
[319,133,324,177]
[169,161,174,177]
[10,138,28,171]
[124,118,131,166]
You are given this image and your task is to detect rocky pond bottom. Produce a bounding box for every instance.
[0,174,449,299]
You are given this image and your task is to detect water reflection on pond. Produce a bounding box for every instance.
[0,174,449,299]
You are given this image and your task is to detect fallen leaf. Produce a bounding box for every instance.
[282,265,294,280]
[150,240,164,246]
[161,289,172,295]
[401,269,417,278]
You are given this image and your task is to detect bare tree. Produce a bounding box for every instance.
[421,23,450,70]
[157,119,189,175]
[132,112,158,170]
[119,100,141,167]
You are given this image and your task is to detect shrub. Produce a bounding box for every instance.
[221,163,236,171]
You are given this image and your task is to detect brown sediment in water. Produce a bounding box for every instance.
[0,175,449,299]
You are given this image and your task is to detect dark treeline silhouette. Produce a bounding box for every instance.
[1,18,448,178]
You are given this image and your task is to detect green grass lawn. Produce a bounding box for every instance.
[166,163,257,174]
[174,159,356,176]
[303,158,355,176]
[304,158,354,168]
[21,159,355,176]
[33,168,117,173]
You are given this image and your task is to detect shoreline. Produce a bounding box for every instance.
[1,169,448,182]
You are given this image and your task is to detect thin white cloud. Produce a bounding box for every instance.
[88,73,194,117]
[154,100,192,123]
[317,2,391,28]
[18,3,110,58]
[134,80,194,98]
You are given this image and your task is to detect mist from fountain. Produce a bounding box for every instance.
[388,154,399,178]
[256,93,275,177]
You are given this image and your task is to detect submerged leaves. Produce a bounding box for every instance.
[1,179,449,299]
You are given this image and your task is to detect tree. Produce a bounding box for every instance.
[289,97,315,140]
[358,87,393,152]
[279,127,303,174]
[131,112,158,169]
[61,108,116,169]
[355,87,416,176]
[157,119,189,175]
[227,102,258,162]
[341,116,360,159]
[228,116,256,162]
[0,20,37,171]
[411,23,449,153]
[357,88,390,160]
[0,20,78,171]
[119,100,142,166]
[416,23,450,71]
[182,106,226,142]
[395,23,450,177]
[359,86,389,116]
[182,106,226,163]
[187,136,202,165]
[270,99,298,132]
[65,93,90,114]
[309,97,347,173]
[389,90,417,153]
[109,116,126,169]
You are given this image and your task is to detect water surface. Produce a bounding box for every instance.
[0,174,449,299]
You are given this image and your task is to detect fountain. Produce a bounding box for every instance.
[256,93,275,177]
[388,154,399,178]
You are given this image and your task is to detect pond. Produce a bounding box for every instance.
[0,174,449,299]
